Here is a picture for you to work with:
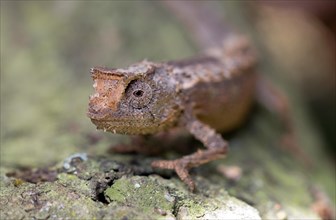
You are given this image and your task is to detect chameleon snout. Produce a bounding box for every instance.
[87,101,112,121]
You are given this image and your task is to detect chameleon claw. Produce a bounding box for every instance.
[151,159,195,191]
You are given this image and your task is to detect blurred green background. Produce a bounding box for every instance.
[0,1,198,167]
[1,1,335,169]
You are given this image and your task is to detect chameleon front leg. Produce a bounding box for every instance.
[151,116,228,191]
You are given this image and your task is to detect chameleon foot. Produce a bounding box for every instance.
[151,159,195,191]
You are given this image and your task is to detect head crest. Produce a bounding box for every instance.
[91,60,156,84]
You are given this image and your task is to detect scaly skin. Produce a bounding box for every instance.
[87,36,258,191]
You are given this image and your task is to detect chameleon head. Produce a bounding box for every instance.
[87,61,181,135]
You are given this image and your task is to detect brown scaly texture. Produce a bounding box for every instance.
[87,36,262,191]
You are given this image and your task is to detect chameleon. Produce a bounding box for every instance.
[87,35,303,191]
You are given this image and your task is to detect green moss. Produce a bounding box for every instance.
[175,189,261,219]
[105,176,175,218]
[57,173,92,196]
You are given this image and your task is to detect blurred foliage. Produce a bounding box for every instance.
[251,4,335,154]
[1,1,196,167]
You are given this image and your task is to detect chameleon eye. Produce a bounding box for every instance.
[133,90,144,97]
[127,81,152,109]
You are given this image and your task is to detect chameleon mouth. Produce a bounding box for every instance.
[89,118,158,135]
[87,106,112,120]
[87,111,102,120]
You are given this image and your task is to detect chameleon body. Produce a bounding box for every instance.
[87,37,258,191]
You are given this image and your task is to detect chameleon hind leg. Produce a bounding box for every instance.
[151,117,228,191]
